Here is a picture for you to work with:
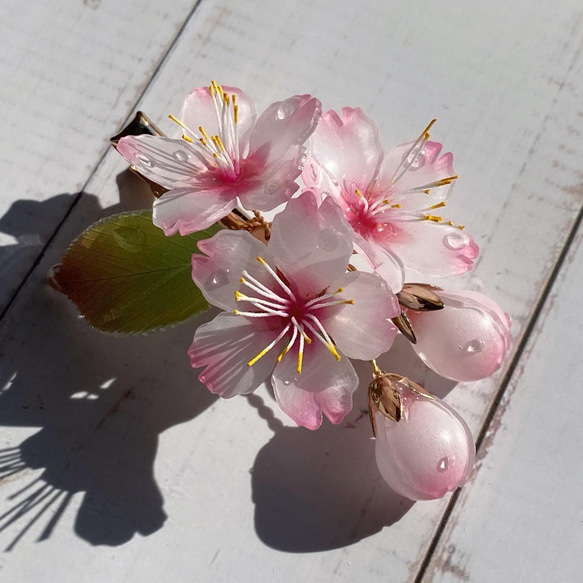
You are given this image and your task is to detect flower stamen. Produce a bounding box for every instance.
[256,257,296,301]
[403,175,458,194]
[305,314,341,361]
[240,273,290,304]
[277,325,298,362]
[247,323,291,367]
[234,291,288,311]
[391,119,436,185]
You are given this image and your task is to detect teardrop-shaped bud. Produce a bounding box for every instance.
[406,290,511,382]
[374,378,475,501]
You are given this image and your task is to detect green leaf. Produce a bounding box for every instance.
[54,210,221,333]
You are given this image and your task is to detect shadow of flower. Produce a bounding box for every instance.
[0,178,217,549]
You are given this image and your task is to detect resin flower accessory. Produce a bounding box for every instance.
[51,82,511,502]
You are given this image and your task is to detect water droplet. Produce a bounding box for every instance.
[444,232,470,250]
[404,148,426,171]
[206,269,230,289]
[317,228,340,252]
[173,150,189,162]
[437,457,449,472]
[283,379,292,386]
[113,226,146,252]
[462,338,485,354]
[277,98,299,120]
[136,154,153,168]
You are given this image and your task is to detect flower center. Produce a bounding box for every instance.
[232,257,354,373]
[168,80,241,180]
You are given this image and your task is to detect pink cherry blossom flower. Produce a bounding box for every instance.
[303,108,479,292]
[117,82,321,236]
[406,290,511,382]
[188,192,400,430]
[374,377,475,500]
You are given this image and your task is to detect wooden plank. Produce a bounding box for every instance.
[422,220,583,583]
[0,0,201,310]
[1,0,582,581]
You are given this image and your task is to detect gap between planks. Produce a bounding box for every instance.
[0,0,208,325]
[414,202,583,583]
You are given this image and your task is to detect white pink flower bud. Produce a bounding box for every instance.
[374,378,475,500]
[406,290,511,382]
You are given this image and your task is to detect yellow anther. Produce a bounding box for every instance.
[233,309,240,315]
[247,346,272,367]
[182,134,193,143]
[232,94,237,105]
[423,119,436,135]
[300,330,312,344]
[223,93,230,105]
[257,256,267,265]
[424,189,431,194]
[211,80,219,94]
[215,135,227,152]
[213,153,218,158]
[382,199,390,205]
[428,201,446,210]
[423,215,443,223]
[344,299,355,305]
[327,343,341,362]
[391,204,402,209]
[334,287,344,294]
[447,220,454,226]
[297,350,303,374]
[458,225,465,230]
[199,126,211,142]
[234,105,239,124]
[355,188,363,198]
[234,291,243,301]
[436,175,458,186]
[168,114,186,129]
[277,345,290,362]
[240,277,245,283]
[199,138,208,147]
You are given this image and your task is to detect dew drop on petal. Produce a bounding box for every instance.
[206,269,230,290]
[437,456,449,472]
[136,154,153,168]
[173,150,189,162]
[317,228,340,252]
[404,148,426,171]
[462,338,485,354]
[444,232,470,250]
[277,98,299,120]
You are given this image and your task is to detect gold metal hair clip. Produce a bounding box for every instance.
[110,112,168,199]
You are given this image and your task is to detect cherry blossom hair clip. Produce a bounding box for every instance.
[50,81,511,501]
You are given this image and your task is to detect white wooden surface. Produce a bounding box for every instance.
[0,0,582,581]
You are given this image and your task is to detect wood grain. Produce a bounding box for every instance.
[0,0,201,310]
[0,0,582,581]
[423,220,583,583]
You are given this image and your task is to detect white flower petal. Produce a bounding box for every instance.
[272,340,358,430]
[192,230,275,311]
[189,313,278,398]
[268,192,353,298]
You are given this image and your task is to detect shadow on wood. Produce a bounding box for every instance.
[0,187,217,550]
[249,341,456,553]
